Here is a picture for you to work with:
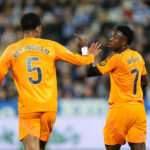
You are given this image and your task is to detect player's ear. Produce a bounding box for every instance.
[122,39,127,47]
[35,25,41,37]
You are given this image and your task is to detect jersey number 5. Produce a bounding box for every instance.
[131,69,139,95]
[26,57,42,84]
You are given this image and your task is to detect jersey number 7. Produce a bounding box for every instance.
[131,68,139,95]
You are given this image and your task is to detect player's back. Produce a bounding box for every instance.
[9,38,58,113]
[109,49,146,104]
[3,37,94,113]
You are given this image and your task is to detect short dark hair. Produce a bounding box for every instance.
[21,13,41,31]
[116,25,134,45]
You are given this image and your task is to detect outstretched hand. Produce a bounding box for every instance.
[88,42,102,58]
[74,34,88,48]
[74,34,102,58]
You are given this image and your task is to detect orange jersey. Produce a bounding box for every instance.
[0,38,94,113]
[97,49,147,105]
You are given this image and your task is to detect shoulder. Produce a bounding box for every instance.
[108,53,121,61]
[36,38,52,44]
[99,53,120,66]
[39,39,63,47]
[105,53,121,62]
[3,42,19,56]
[129,49,144,61]
[128,49,142,57]
[49,40,63,46]
[6,42,18,50]
[38,38,57,44]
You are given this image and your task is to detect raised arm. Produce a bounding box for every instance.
[74,34,103,77]
[86,43,102,77]
[74,34,102,58]
[54,35,101,66]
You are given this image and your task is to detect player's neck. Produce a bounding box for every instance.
[24,31,36,38]
[118,45,128,53]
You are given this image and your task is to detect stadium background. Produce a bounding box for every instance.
[0,0,150,149]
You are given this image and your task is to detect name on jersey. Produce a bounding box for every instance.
[12,45,49,58]
[127,57,139,64]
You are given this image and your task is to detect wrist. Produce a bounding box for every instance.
[81,47,88,55]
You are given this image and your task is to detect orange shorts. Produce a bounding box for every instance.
[103,102,147,145]
[19,112,56,141]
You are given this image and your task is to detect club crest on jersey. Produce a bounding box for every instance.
[99,59,107,66]
[99,54,114,66]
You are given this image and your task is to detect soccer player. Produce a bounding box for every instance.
[76,25,148,150]
[0,13,101,150]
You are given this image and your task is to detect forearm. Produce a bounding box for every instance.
[86,64,102,77]
[63,52,94,66]
[141,75,148,93]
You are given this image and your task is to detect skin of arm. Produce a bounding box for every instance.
[86,64,102,77]
[74,34,102,77]
[141,75,148,92]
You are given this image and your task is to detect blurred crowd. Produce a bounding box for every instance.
[0,0,150,105]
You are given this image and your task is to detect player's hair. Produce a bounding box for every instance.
[116,25,134,45]
[21,13,41,31]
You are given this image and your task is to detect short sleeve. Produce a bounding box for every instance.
[140,55,147,76]
[96,54,119,75]
[142,65,147,76]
